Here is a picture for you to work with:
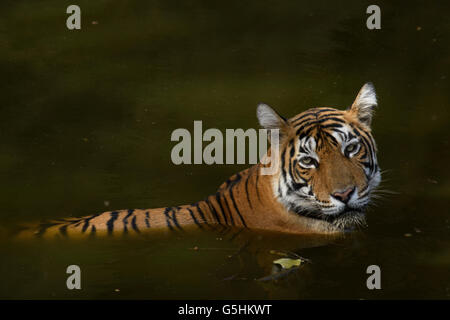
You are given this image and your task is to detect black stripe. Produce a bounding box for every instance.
[35,222,60,238]
[187,208,203,229]
[352,126,375,171]
[289,139,296,157]
[107,211,119,235]
[298,126,314,139]
[291,108,340,123]
[255,172,261,202]
[221,192,236,226]
[299,144,308,153]
[81,218,90,233]
[145,211,150,228]
[244,174,253,209]
[81,214,100,233]
[220,193,235,226]
[229,186,247,228]
[194,203,208,224]
[291,159,299,180]
[278,181,283,198]
[163,207,175,231]
[215,193,229,225]
[59,225,68,237]
[170,208,184,231]
[314,108,341,113]
[315,116,346,124]
[294,162,303,179]
[348,132,356,140]
[205,198,222,225]
[131,215,140,233]
[293,113,345,127]
[359,148,368,160]
[66,218,83,226]
[90,225,96,235]
[288,155,295,182]
[291,113,317,125]
[320,123,344,129]
[281,147,288,182]
[291,182,308,190]
[122,209,134,234]
[361,161,371,168]
[295,117,345,136]
[320,130,339,145]
[224,178,232,188]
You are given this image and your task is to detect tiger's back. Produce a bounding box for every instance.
[17,166,276,239]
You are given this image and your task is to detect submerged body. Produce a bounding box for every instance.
[18,83,381,239]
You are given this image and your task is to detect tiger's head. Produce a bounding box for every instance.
[257,83,381,232]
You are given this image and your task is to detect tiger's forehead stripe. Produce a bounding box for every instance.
[291,109,348,153]
[290,107,343,125]
[293,111,346,136]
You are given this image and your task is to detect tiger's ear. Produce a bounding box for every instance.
[257,103,290,141]
[349,83,377,126]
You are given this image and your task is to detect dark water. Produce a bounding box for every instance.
[0,0,449,299]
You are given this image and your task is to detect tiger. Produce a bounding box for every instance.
[16,83,381,239]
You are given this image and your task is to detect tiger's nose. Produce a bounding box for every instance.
[331,187,355,204]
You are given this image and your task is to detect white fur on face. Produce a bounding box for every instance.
[298,136,319,168]
[332,125,361,158]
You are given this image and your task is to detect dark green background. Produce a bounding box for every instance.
[0,0,449,299]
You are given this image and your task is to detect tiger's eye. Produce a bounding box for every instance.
[345,143,358,154]
[300,157,314,167]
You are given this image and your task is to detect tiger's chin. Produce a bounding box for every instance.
[292,207,368,233]
[328,210,367,232]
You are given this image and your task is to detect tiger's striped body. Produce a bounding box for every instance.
[19,165,311,239]
[17,83,381,239]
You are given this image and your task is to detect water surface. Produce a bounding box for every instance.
[0,0,449,299]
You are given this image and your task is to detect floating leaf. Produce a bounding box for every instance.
[273,258,302,269]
